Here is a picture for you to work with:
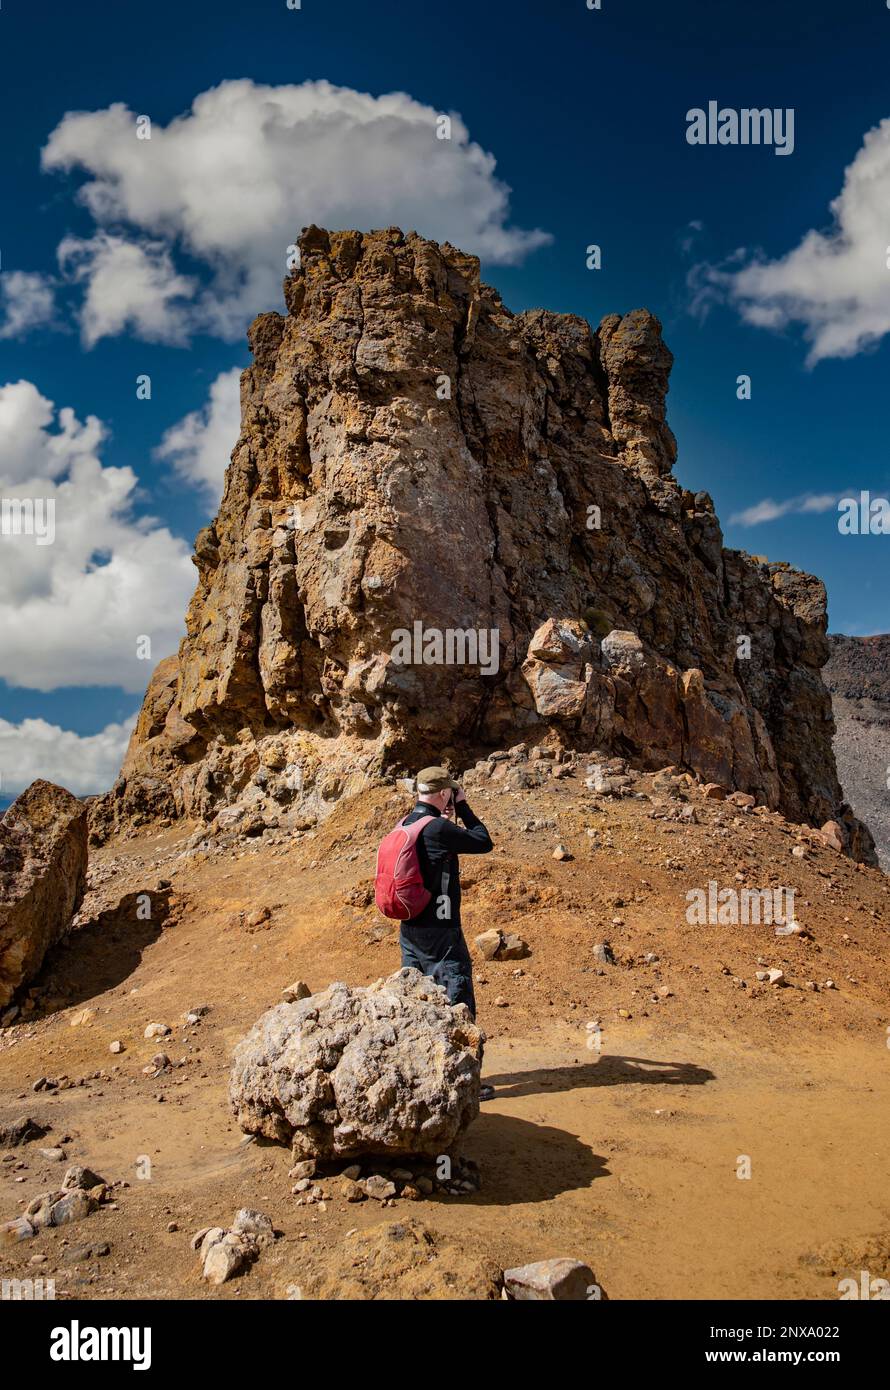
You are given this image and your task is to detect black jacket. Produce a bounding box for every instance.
[402,799,493,930]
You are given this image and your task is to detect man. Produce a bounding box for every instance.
[399,765,493,1021]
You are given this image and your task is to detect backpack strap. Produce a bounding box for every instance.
[406,809,452,912]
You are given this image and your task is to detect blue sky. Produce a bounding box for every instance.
[0,0,888,799]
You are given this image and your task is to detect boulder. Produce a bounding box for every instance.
[230,968,483,1160]
[0,781,88,1008]
[522,619,594,719]
[0,1116,47,1147]
[504,1257,597,1300]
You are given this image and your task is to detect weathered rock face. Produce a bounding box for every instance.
[0,781,88,1008]
[230,968,483,1160]
[824,634,890,869]
[96,225,872,860]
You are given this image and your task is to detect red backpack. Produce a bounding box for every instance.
[375,814,433,920]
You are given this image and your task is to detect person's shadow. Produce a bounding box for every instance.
[483,1054,715,1100]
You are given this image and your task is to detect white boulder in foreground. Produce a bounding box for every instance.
[230,968,483,1160]
[504,1258,598,1300]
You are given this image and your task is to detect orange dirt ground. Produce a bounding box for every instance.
[2,769,888,1299]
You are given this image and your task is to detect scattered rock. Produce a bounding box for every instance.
[49,1188,95,1226]
[552,844,572,861]
[504,1257,597,1300]
[0,1116,47,1148]
[63,1165,104,1191]
[198,1210,274,1284]
[201,1231,255,1285]
[363,1175,397,1202]
[474,930,502,961]
[232,1207,275,1247]
[281,980,312,1003]
[62,1242,109,1264]
[0,1216,36,1245]
[144,1022,171,1039]
[819,820,845,853]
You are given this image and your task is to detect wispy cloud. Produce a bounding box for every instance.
[678,218,704,256]
[729,492,840,527]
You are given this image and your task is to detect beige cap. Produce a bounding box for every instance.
[415,765,458,792]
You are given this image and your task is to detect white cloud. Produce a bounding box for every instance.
[57,233,197,348]
[693,118,890,363]
[0,271,56,340]
[0,715,135,799]
[729,492,840,527]
[155,366,242,497]
[0,379,195,691]
[42,79,551,344]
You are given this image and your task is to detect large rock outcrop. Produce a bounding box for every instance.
[824,634,890,869]
[94,225,873,861]
[0,780,88,1008]
[230,969,483,1160]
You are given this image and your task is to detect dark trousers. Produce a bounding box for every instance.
[400,923,476,1018]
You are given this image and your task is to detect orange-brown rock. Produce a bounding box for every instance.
[93,226,874,862]
[1,781,88,1007]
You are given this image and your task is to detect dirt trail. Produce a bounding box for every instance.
[2,770,888,1299]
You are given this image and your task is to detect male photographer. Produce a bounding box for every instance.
[398,765,493,1021]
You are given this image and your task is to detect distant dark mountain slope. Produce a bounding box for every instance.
[824,635,890,870]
